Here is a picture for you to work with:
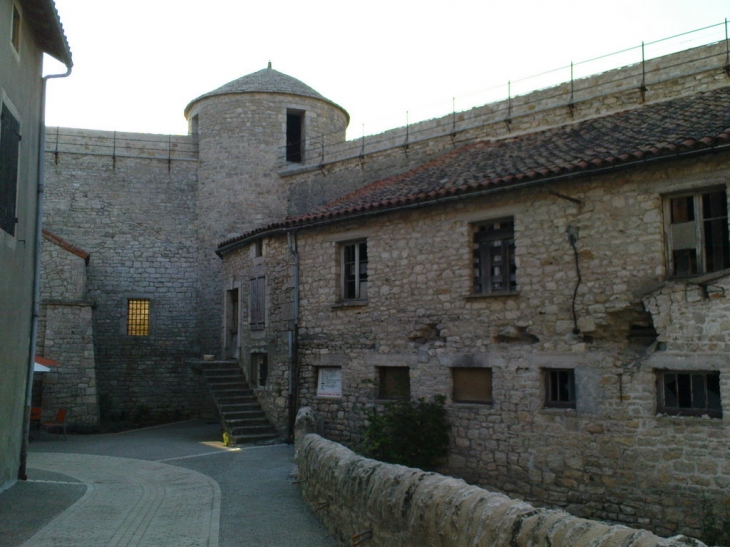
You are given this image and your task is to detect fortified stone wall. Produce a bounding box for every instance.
[224,154,730,538]
[43,131,204,421]
[283,41,730,217]
[37,231,98,425]
[294,428,707,547]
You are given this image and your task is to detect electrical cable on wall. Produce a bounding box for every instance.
[567,224,581,334]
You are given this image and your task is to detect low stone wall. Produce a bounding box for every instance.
[294,410,705,547]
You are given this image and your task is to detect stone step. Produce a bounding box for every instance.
[230,424,278,436]
[227,417,271,427]
[215,397,259,406]
[231,432,281,445]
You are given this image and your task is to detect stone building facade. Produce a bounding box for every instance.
[42,39,730,538]
[0,0,72,491]
[36,230,98,425]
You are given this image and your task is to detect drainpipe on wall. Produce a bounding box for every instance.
[19,65,72,481]
[286,231,300,443]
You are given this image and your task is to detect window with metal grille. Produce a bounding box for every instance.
[286,110,304,163]
[11,5,20,52]
[342,240,368,301]
[545,369,576,409]
[0,104,21,236]
[378,367,410,400]
[126,298,150,336]
[249,275,266,330]
[657,371,721,418]
[667,189,730,277]
[453,368,493,404]
[473,218,516,294]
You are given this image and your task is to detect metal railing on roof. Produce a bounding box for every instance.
[46,127,199,167]
[276,20,730,170]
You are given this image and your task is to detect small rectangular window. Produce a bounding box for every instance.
[545,369,575,409]
[657,371,722,418]
[127,298,150,336]
[249,275,265,330]
[286,110,304,163]
[11,5,20,52]
[341,240,368,301]
[0,104,21,235]
[453,368,493,404]
[667,190,729,277]
[473,218,516,294]
[252,353,268,387]
[378,367,410,400]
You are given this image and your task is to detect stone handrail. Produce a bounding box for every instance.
[294,407,706,547]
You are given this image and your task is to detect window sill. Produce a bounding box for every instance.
[331,299,368,309]
[374,398,410,403]
[656,411,722,420]
[670,267,730,285]
[465,291,519,300]
[452,401,493,407]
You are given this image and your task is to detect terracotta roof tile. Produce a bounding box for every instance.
[42,229,90,264]
[218,87,730,251]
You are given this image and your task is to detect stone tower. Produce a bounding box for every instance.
[185,64,350,353]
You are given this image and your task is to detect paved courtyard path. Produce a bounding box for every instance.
[0,420,336,547]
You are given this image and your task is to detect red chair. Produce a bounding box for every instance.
[40,409,68,440]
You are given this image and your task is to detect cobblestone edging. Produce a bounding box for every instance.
[294,409,706,547]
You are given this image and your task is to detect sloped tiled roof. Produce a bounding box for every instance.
[186,66,348,119]
[218,86,730,254]
[20,0,72,67]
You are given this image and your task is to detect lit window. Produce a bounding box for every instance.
[0,104,20,235]
[473,218,516,294]
[286,109,304,163]
[545,369,575,409]
[127,298,150,336]
[378,367,410,400]
[657,371,721,418]
[667,189,729,277]
[453,368,493,404]
[11,5,20,52]
[342,240,368,301]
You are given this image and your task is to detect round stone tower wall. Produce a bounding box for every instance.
[189,89,348,354]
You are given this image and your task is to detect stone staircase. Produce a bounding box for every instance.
[199,360,280,446]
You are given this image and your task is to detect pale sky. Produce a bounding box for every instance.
[44,1,730,140]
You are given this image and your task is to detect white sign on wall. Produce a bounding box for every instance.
[317,367,342,398]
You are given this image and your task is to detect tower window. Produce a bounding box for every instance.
[286,110,304,163]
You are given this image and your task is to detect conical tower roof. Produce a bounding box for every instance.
[185,64,349,121]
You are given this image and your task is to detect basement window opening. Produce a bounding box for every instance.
[544,368,576,409]
[453,367,493,404]
[378,367,410,400]
[657,370,721,418]
[286,110,304,163]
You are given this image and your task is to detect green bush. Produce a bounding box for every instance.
[360,395,450,471]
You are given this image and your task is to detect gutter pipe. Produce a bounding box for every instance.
[19,64,72,480]
[286,231,300,443]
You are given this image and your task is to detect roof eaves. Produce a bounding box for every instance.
[20,0,73,67]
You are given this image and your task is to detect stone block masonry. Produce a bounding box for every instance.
[294,424,707,547]
[43,137,205,421]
